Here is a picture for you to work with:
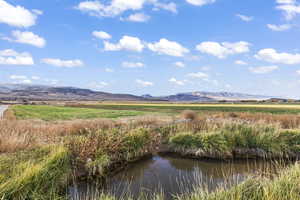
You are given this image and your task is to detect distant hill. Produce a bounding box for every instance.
[158,91,273,102]
[0,84,147,101]
[0,84,274,102]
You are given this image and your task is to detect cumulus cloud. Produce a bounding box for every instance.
[187,72,209,79]
[169,77,185,86]
[249,66,279,74]
[104,35,144,52]
[41,58,84,67]
[267,24,292,31]
[236,14,253,22]
[0,0,38,27]
[75,0,176,19]
[196,41,250,58]
[255,48,300,65]
[276,0,300,20]
[174,61,185,68]
[148,38,189,57]
[125,13,150,22]
[0,49,34,65]
[3,30,46,48]
[92,31,112,40]
[122,61,144,68]
[136,79,153,87]
[186,0,216,6]
[235,60,248,65]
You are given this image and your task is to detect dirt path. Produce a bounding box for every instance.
[0,105,9,119]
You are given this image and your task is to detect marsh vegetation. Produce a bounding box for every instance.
[1,104,300,199]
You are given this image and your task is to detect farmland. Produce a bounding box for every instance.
[72,102,300,115]
[11,103,300,122]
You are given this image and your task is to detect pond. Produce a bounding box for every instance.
[70,155,286,200]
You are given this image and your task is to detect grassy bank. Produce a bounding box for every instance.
[0,146,70,199]
[168,124,300,159]
[1,110,300,199]
[178,162,300,200]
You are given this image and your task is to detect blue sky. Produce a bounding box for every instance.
[1,0,300,97]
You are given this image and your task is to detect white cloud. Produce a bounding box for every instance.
[105,67,114,72]
[21,79,32,84]
[9,75,32,84]
[125,13,150,22]
[148,38,189,57]
[0,0,38,27]
[296,69,300,75]
[276,0,300,20]
[235,60,248,65]
[174,61,185,68]
[104,35,144,52]
[236,14,253,22]
[196,41,250,58]
[32,9,43,15]
[169,77,185,86]
[92,31,112,40]
[186,0,216,6]
[136,79,153,87]
[267,24,292,31]
[76,0,176,18]
[44,79,59,85]
[277,0,296,4]
[10,75,27,80]
[31,76,40,80]
[153,2,177,13]
[41,58,84,67]
[187,72,209,79]
[249,66,279,74]
[89,81,109,89]
[255,48,300,65]
[0,49,34,65]
[122,61,144,68]
[3,30,46,48]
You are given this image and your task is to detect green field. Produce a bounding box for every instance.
[74,103,300,115]
[11,103,300,121]
[12,105,149,121]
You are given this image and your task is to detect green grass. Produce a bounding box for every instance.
[168,124,300,158]
[12,105,149,121]
[0,146,71,200]
[73,103,300,115]
[177,163,300,200]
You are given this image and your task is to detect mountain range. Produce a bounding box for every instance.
[0,84,274,102]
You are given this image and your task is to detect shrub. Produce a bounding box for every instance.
[181,110,198,121]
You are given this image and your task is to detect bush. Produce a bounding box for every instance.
[181,110,198,121]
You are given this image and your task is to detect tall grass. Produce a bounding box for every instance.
[0,146,71,200]
[2,112,300,199]
[169,123,300,159]
[176,162,300,200]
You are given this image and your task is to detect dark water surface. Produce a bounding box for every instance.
[70,155,285,200]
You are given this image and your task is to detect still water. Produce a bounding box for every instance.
[70,155,284,200]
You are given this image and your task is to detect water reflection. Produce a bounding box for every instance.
[70,155,287,200]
